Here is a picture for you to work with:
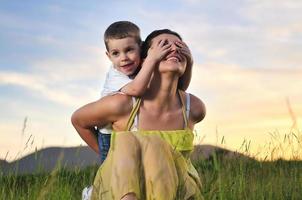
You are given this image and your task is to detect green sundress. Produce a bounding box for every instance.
[91,91,203,200]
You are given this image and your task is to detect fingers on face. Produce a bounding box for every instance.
[176,41,190,57]
[159,39,171,48]
[180,48,190,56]
[154,40,190,57]
[178,41,190,50]
[157,40,171,53]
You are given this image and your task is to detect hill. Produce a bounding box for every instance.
[190,144,252,161]
[0,146,100,175]
[0,145,252,175]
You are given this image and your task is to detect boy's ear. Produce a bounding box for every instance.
[106,51,111,60]
[106,51,112,61]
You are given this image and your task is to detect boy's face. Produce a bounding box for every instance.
[106,37,141,76]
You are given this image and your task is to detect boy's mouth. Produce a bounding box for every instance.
[121,62,133,67]
[120,62,135,70]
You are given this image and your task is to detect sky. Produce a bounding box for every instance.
[0,0,301,161]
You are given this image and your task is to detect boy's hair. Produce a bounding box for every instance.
[104,21,142,51]
[141,29,182,59]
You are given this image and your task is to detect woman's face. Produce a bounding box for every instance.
[150,34,187,76]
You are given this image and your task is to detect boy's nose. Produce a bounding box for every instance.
[121,53,128,60]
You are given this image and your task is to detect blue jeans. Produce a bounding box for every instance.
[97,131,111,164]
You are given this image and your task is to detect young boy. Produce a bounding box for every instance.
[96,21,194,164]
[97,21,171,163]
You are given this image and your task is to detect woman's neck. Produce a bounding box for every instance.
[143,73,180,112]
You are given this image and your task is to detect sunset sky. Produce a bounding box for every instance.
[1,0,301,161]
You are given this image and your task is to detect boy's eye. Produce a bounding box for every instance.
[111,51,119,56]
[163,40,169,46]
[126,48,134,52]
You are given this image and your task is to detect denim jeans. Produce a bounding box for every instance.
[97,131,111,164]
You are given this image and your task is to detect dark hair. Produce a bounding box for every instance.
[104,21,142,51]
[141,29,182,58]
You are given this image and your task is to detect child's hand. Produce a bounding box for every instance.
[147,39,172,63]
[175,41,193,65]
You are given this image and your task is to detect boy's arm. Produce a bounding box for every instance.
[71,95,130,153]
[176,41,193,91]
[120,58,157,97]
[121,39,172,96]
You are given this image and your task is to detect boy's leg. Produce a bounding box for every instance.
[97,130,111,164]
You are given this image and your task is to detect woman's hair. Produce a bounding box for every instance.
[141,29,182,59]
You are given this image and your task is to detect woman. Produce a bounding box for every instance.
[72,29,206,200]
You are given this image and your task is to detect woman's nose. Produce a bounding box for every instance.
[170,43,180,53]
[171,43,177,50]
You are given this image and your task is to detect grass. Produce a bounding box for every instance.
[0,166,98,200]
[1,116,301,199]
[1,153,302,200]
[196,154,302,200]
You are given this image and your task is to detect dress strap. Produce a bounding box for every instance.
[126,97,141,131]
[133,97,139,130]
[178,90,190,129]
[186,92,190,120]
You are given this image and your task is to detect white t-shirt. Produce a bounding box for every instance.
[101,65,132,97]
[99,66,132,134]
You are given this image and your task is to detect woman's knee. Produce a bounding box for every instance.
[114,132,141,157]
[111,133,141,175]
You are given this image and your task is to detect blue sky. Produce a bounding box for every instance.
[1,0,302,161]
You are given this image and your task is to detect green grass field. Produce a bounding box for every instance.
[1,153,302,200]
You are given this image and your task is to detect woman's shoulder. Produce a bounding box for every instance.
[178,90,206,123]
[189,93,206,123]
[100,93,133,115]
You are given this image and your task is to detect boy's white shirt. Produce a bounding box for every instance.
[99,65,133,134]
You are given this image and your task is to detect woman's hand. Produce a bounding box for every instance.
[175,41,193,91]
[175,41,193,65]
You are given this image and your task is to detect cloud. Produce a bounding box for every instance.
[190,61,302,149]
[0,117,83,162]
[0,50,110,107]
[137,1,302,69]
[242,1,302,39]
[191,62,302,114]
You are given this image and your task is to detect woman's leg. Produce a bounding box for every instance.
[141,135,179,200]
[111,132,142,200]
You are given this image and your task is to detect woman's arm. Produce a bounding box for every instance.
[71,94,131,153]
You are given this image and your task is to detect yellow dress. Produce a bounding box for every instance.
[91,91,203,200]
